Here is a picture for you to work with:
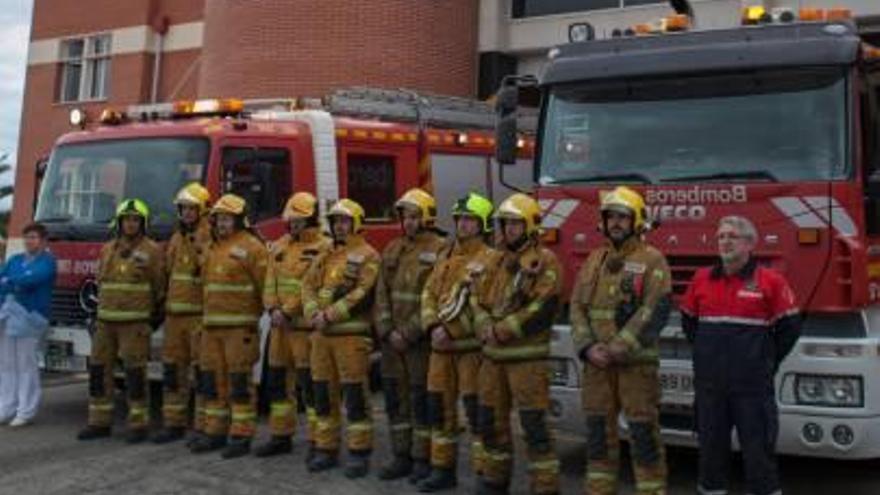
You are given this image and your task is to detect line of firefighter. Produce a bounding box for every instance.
[69,183,718,495]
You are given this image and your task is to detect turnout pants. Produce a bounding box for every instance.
[696,386,780,495]
[582,363,666,495]
[265,326,315,440]
[87,322,150,430]
[425,350,482,471]
[161,314,203,430]
[199,326,260,438]
[310,332,373,455]
[381,340,430,462]
[478,359,559,494]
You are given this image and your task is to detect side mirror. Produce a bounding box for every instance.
[867,176,880,198]
[35,157,48,180]
[495,83,520,166]
[32,157,49,214]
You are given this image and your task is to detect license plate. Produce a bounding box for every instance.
[660,370,694,404]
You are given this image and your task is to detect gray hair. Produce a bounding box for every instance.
[718,215,758,243]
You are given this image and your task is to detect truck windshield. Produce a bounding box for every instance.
[539,67,848,185]
[35,137,209,228]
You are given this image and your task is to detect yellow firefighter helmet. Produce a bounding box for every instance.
[174,182,211,212]
[283,192,318,221]
[600,186,647,232]
[211,194,247,217]
[395,188,436,226]
[496,193,542,236]
[327,198,365,232]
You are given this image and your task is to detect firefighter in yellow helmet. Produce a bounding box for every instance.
[570,186,672,495]
[77,198,166,443]
[418,192,495,492]
[255,192,332,460]
[302,198,381,478]
[374,189,446,482]
[152,183,212,444]
[190,194,268,459]
[470,193,563,495]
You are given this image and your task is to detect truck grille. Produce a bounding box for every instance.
[659,336,692,360]
[51,288,88,325]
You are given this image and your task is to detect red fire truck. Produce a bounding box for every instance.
[495,9,880,459]
[18,88,533,380]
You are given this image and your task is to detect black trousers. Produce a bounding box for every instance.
[696,387,781,495]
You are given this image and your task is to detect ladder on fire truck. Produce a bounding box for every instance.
[243,86,537,132]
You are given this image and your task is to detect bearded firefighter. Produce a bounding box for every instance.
[570,186,672,495]
[302,198,381,478]
[374,188,446,482]
[255,192,332,460]
[190,194,268,459]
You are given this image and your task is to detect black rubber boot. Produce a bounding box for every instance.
[305,441,317,465]
[307,450,339,472]
[475,478,509,495]
[186,431,205,448]
[77,425,112,441]
[344,453,370,479]
[417,468,457,492]
[379,455,413,480]
[221,436,252,459]
[189,434,227,454]
[254,435,293,457]
[409,459,431,484]
[152,427,186,444]
[125,428,149,444]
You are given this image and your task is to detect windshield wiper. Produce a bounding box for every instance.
[660,170,778,183]
[545,173,652,185]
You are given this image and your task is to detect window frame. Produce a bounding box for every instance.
[511,0,664,19]
[59,33,112,103]
[219,145,294,224]
[341,150,400,224]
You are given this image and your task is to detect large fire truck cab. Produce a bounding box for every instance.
[497,12,880,459]
[31,88,534,381]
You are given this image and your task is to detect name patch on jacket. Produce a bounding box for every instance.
[230,247,248,260]
[419,252,438,265]
[623,261,646,274]
[737,289,764,300]
[132,250,150,264]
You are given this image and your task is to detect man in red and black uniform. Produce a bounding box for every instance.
[681,216,801,495]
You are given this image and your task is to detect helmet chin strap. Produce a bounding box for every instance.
[505,233,529,252]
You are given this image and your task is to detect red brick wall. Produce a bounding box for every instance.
[32,0,203,39]
[158,49,201,101]
[199,0,479,99]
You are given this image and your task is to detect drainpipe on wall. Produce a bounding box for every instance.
[150,16,170,103]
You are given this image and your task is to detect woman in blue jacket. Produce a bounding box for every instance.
[0,223,57,426]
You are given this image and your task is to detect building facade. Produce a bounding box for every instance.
[11,0,880,233]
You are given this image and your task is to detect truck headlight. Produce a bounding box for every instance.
[795,374,863,408]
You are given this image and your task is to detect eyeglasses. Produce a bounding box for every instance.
[715,232,744,241]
